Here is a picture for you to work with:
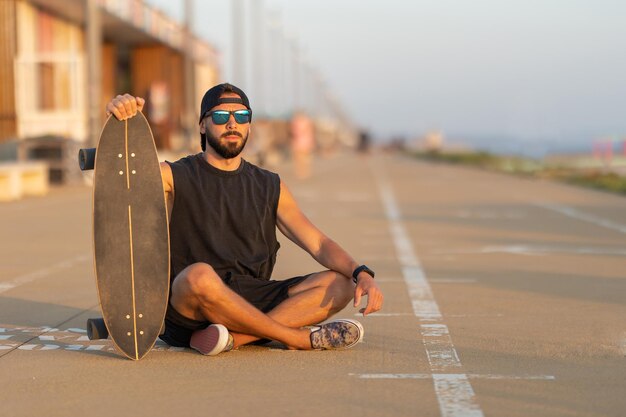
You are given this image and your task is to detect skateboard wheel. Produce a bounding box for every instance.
[86,318,109,340]
[78,148,96,171]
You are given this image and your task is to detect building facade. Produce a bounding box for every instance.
[0,0,219,150]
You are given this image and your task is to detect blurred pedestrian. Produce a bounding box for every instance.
[358,130,371,154]
[290,111,315,179]
[144,81,170,149]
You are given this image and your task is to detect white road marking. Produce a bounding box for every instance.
[433,245,626,256]
[422,324,461,370]
[534,202,626,234]
[359,255,399,262]
[377,179,484,417]
[455,210,526,219]
[354,313,412,317]
[0,254,90,294]
[430,278,477,284]
[352,373,555,381]
[433,374,484,417]
[372,277,404,282]
[0,326,186,353]
[66,328,86,333]
[354,313,503,318]
[403,265,442,321]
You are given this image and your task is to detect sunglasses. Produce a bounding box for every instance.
[205,109,252,125]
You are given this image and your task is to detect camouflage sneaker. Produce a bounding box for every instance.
[309,319,364,350]
[190,324,234,356]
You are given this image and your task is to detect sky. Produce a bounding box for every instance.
[145,0,626,156]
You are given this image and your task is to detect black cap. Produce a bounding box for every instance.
[199,83,251,151]
[199,83,251,123]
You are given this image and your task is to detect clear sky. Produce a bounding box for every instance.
[145,0,626,155]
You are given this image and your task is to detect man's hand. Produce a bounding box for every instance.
[106,94,145,121]
[353,274,384,316]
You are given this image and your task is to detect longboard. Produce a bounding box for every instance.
[79,112,170,360]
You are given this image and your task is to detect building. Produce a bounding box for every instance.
[0,0,220,152]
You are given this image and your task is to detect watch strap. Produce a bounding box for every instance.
[352,264,375,284]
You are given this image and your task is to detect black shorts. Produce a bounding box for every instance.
[159,273,312,348]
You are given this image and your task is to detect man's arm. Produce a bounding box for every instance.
[276,181,383,315]
[160,162,174,219]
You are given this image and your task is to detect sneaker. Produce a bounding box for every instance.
[190,324,234,356]
[309,319,364,350]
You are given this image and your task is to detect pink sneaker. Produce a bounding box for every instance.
[190,324,234,356]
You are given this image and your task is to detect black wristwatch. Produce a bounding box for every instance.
[352,265,375,284]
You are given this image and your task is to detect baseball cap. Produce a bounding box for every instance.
[199,83,251,123]
[199,83,252,151]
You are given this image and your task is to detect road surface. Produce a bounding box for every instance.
[1,152,624,416]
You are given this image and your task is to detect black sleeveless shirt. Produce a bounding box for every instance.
[167,154,281,282]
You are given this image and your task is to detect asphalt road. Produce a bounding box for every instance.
[1,152,625,417]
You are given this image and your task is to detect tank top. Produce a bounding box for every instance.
[167,154,281,282]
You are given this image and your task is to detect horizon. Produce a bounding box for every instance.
[145,0,626,156]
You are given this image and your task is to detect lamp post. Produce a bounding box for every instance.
[183,0,195,149]
[86,0,102,147]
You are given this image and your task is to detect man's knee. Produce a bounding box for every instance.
[317,271,354,306]
[175,263,224,298]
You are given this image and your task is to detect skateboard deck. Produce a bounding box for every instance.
[80,112,170,360]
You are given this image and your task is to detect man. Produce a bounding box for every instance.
[106,83,383,355]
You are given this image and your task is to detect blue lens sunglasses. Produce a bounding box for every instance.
[205,109,252,125]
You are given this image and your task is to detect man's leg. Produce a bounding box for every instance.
[229,270,355,348]
[170,263,312,350]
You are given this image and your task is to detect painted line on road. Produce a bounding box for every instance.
[359,254,399,262]
[351,373,555,381]
[377,178,484,417]
[533,202,626,235]
[430,278,477,284]
[0,304,99,358]
[447,314,504,318]
[0,326,187,353]
[0,254,90,294]
[454,210,527,219]
[355,313,503,318]
[375,278,478,284]
[355,313,412,317]
[432,245,626,256]
[370,277,404,282]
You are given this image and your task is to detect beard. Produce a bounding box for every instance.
[206,129,249,159]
